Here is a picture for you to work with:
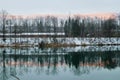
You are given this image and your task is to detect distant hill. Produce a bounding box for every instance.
[12,12,117,19]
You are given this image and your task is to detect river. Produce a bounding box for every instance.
[0,46,120,80]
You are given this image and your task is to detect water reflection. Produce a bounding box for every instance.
[0,47,120,80]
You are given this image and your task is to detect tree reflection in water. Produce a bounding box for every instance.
[0,48,120,80]
[0,49,9,80]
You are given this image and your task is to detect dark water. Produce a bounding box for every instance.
[0,47,120,80]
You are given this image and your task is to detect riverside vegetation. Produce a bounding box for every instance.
[0,10,120,47]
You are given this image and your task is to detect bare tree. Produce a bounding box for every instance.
[7,15,16,44]
[0,10,8,42]
[45,16,52,33]
[51,16,58,43]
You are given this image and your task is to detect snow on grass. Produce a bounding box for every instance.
[0,37,120,46]
[2,46,120,55]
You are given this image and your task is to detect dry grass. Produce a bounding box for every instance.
[0,43,34,48]
[44,43,76,48]
[0,44,5,48]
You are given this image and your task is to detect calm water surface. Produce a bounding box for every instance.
[0,46,120,80]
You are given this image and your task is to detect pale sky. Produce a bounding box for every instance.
[0,0,119,15]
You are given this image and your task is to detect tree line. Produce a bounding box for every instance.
[0,10,120,38]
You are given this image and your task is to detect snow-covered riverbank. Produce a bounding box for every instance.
[0,46,120,55]
[0,37,120,46]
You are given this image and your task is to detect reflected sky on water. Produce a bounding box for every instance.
[0,47,120,80]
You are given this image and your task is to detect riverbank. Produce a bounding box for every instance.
[0,37,120,48]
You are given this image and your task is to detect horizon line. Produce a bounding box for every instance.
[7,12,117,19]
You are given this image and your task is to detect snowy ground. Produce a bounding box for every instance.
[0,46,120,55]
[0,37,120,46]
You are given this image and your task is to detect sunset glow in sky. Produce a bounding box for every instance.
[0,0,119,15]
